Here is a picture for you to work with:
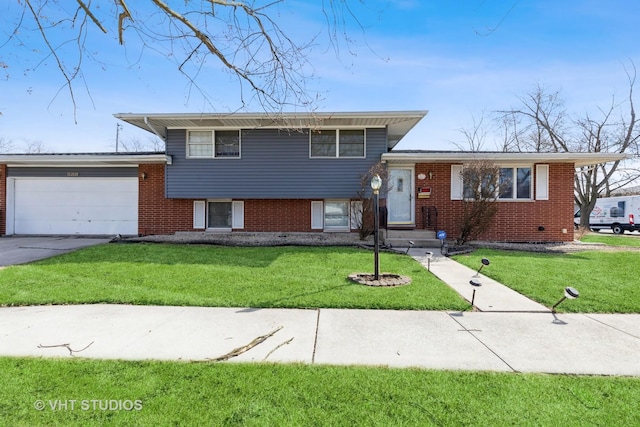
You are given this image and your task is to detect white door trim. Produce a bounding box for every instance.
[387,167,415,225]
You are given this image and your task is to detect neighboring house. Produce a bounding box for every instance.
[0,111,628,242]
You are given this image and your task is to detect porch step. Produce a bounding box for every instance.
[384,229,442,248]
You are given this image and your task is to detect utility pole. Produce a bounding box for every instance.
[116,123,122,152]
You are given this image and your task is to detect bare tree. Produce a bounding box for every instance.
[456,160,501,245]
[23,140,49,153]
[498,66,640,228]
[0,137,14,153]
[2,1,366,121]
[117,136,165,153]
[451,112,490,152]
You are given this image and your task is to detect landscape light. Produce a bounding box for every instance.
[405,241,415,254]
[425,251,433,271]
[469,279,482,307]
[552,287,580,313]
[473,258,491,277]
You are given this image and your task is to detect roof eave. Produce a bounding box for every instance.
[382,152,632,167]
[114,111,429,148]
[0,153,170,166]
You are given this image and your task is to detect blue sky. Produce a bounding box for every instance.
[2,0,640,152]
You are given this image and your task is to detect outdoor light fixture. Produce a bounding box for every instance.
[552,286,580,313]
[469,279,482,307]
[370,174,382,280]
[141,172,148,181]
[428,171,434,180]
[425,251,433,271]
[370,174,382,193]
[473,258,490,277]
[405,241,415,254]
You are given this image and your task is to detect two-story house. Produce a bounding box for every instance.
[0,111,628,242]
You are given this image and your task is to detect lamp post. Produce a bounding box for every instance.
[371,174,382,281]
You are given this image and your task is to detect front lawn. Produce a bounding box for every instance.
[452,249,639,313]
[580,233,640,247]
[2,357,639,426]
[0,244,467,311]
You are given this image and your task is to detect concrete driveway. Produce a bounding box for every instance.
[0,236,112,267]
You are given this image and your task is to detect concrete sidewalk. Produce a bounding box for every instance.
[1,304,639,376]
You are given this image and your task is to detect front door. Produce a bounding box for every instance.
[387,168,414,225]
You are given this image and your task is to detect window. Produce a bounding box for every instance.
[499,167,531,199]
[208,201,232,228]
[311,200,358,230]
[187,130,241,158]
[188,131,213,158]
[215,131,240,157]
[310,130,336,157]
[463,170,498,199]
[452,164,534,201]
[339,130,365,157]
[310,129,365,158]
[324,201,350,229]
[195,201,243,229]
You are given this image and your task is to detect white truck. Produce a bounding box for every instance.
[574,195,640,234]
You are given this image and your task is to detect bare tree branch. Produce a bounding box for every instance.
[497,66,640,226]
[38,341,94,357]
[5,1,369,120]
[207,326,283,362]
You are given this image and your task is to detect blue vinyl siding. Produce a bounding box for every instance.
[165,128,387,199]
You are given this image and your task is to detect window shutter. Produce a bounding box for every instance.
[350,200,363,230]
[311,201,324,229]
[193,200,205,229]
[450,165,463,200]
[536,164,549,200]
[232,201,244,229]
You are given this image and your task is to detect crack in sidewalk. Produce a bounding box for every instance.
[447,312,518,373]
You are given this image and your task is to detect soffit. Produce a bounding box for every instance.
[114,111,428,148]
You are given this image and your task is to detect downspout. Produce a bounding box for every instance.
[144,116,167,147]
[144,117,171,164]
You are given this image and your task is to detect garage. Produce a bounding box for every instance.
[9,177,138,235]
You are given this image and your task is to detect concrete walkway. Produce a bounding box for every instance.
[1,305,639,376]
[0,244,639,376]
[409,249,549,312]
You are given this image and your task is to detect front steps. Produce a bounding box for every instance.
[384,229,442,248]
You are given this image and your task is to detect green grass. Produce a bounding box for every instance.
[2,357,638,426]
[580,233,640,247]
[0,244,467,311]
[452,249,640,313]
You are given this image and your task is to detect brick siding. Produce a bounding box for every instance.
[1,160,576,241]
[414,162,575,242]
[138,164,326,234]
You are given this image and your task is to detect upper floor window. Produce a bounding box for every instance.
[499,167,531,199]
[187,130,241,158]
[310,129,365,158]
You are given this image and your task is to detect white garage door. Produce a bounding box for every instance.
[12,178,138,235]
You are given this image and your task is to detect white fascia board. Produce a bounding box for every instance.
[0,154,169,166]
[382,152,631,167]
